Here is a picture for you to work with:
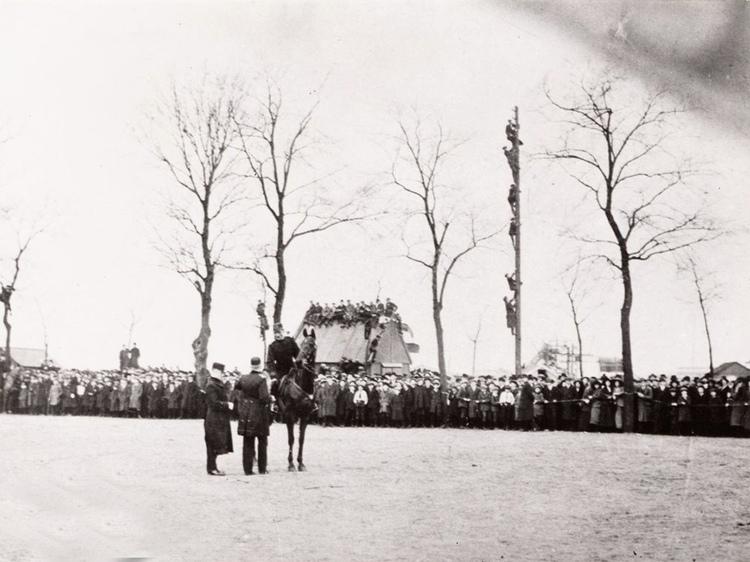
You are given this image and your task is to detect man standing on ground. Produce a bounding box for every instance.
[129,343,141,370]
[119,346,130,372]
[204,362,234,476]
[235,357,271,475]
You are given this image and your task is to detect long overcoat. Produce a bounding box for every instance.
[48,382,62,406]
[730,384,748,428]
[204,377,233,455]
[514,382,534,422]
[319,383,339,418]
[235,372,271,438]
[637,386,654,423]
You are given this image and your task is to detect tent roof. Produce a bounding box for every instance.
[295,321,411,365]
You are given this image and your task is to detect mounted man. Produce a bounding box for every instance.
[267,323,300,397]
[266,323,316,416]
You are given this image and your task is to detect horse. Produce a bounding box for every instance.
[278,328,317,472]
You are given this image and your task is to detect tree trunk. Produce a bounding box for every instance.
[620,254,635,432]
[574,320,584,379]
[193,286,212,389]
[3,305,11,371]
[696,285,714,378]
[432,265,447,390]
[567,293,584,378]
[273,209,286,327]
[274,246,286,327]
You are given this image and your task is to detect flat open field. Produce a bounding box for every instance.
[0,416,748,562]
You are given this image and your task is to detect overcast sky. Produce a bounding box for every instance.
[1,0,748,375]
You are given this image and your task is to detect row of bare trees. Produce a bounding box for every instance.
[147,72,723,413]
[147,77,500,389]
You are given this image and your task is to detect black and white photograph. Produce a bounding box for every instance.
[1,1,749,561]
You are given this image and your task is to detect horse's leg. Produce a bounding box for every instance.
[297,417,307,472]
[286,420,296,472]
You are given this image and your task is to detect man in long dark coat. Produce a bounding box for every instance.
[514,374,535,430]
[129,343,141,369]
[235,357,271,475]
[204,362,234,476]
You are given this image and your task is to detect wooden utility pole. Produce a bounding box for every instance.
[513,107,521,377]
[503,107,522,377]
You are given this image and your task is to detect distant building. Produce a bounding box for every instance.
[706,362,750,381]
[295,319,412,376]
[1,347,60,369]
[598,357,624,375]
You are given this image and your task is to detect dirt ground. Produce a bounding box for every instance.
[0,416,748,562]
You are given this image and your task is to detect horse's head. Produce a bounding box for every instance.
[299,328,317,369]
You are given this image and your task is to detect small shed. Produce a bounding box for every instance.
[707,362,750,381]
[3,347,60,369]
[295,319,412,376]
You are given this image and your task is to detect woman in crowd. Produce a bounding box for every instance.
[600,379,616,432]
[578,378,593,431]
[588,380,604,430]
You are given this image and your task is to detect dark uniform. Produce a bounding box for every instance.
[266,335,300,412]
[266,337,300,381]
[235,370,271,475]
[204,375,233,474]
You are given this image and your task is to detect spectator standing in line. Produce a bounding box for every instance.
[514,375,534,431]
[48,376,62,415]
[636,379,654,433]
[353,381,368,427]
[366,379,380,427]
[129,343,140,370]
[119,346,130,372]
[379,383,393,427]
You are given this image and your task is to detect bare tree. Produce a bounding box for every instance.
[119,305,144,348]
[468,306,488,377]
[677,252,721,377]
[390,113,501,390]
[544,75,719,431]
[0,211,45,371]
[146,77,245,387]
[234,80,373,327]
[561,255,602,378]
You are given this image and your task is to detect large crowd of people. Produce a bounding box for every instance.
[1,363,748,437]
[303,298,403,332]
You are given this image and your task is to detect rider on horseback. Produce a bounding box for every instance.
[267,323,299,403]
[267,323,317,416]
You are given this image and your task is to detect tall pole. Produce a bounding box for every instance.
[503,107,522,377]
[513,107,522,378]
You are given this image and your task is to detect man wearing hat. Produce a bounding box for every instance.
[235,358,271,475]
[266,323,300,390]
[204,362,234,476]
